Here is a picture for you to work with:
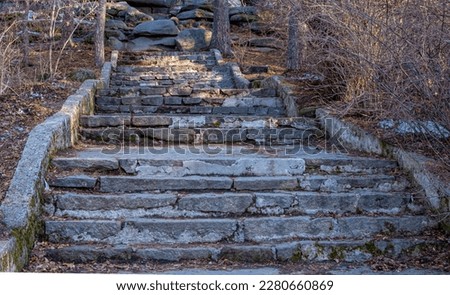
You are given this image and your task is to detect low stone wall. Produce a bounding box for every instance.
[261,76,299,117]
[0,58,115,271]
[316,108,450,214]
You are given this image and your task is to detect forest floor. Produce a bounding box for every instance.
[0,44,99,202]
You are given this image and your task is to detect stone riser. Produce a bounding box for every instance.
[47,174,407,193]
[80,115,307,129]
[44,216,432,244]
[96,88,270,99]
[95,105,286,116]
[45,191,422,220]
[44,238,442,264]
[79,127,315,145]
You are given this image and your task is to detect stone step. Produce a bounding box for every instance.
[95,104,286,116]
[44,238,443,264]
[47,174,407,193]
[96,87,273,99]
[44,215,432,244]
[115,65,213,75]
[50,146,398,173]
[80,114,309,129]
[79,126,317,145]
[95,95,283,109]
[45,191,423,220]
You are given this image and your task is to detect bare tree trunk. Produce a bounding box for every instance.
[22,0,30,66]
[287,6,302,71]
[211,0,233,57]
[95,0,107,67]
[61,0,75,48]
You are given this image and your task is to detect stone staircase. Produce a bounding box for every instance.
[41,51,439,270]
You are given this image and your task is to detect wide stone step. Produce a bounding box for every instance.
[50,146,398,175]
[95,104,286,116]
[47,174,407,193]
[96,87,272,99]
[46,191,423,220]
[44,237,443,264]
[44,216,432,244]
[80,115,312,129]
[79,126,314,145]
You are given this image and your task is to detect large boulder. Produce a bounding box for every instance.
[175,28,212,51]
[177,8,214,20]
[179,0,214,12]
[107,1,153,25]
[133,19,180,36]
[128,36,177,51]
[126,0,177,7]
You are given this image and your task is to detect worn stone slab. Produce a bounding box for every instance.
[132,116,173,127]
[115,219,237,244]
[141,96,164,106]
[244,217,335,242]
[275,241,372,262]
[298,175,404,192]
[80,115,130,128]
[135,247,217,262]
[335,216,431,238]
[182,158,305,177]
[46,220,122,243]
[51,158,119,171]
[56,193,177,211]
[234,177,299,191]
[48,175,98,189]
[178,193,253,213]
[100,176,233,192]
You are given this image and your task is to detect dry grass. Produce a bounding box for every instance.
[242,0,450,170]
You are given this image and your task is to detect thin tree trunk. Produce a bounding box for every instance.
[61,0,75,48]
[95,0,106,67]
[22,0,30,66]
[287,6,302,71]
[211,0,233,57]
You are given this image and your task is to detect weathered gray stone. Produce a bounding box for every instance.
[109,37,125,51]
[178,193,253,213]
[140,87,167,95]
[118,159,138,174]
[176,28,212,51]
[234,177,299,191]
[48,175,98,189]
[244,217,335,242]
[133,19,180,37]
[80,115,130,127]
[126,0,177,8]
[177,9,214,20]
[142,96,164,106]
[132,116,173,127]
[106,19,129,30]
[255,193,294,209]
[164,96,183,104]
[56,193,177,211]
[219,245,274,262]
[182,158,305,177]
[168,87,193,96]
[100,176,233,192]
[127,37,177,51]
[46,220,122,242]
[117,219,237,243]
[51,158,119,171]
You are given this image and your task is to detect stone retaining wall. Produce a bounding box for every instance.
[316,108,450,215]
[0,56,116,271]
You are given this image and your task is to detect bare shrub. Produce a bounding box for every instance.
[255,0,449,164]
[0,20,21,95]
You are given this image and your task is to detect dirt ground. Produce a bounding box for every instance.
[0,45,99,202]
